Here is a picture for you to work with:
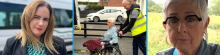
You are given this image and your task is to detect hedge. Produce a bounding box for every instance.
[78,2,104,11]
[78,2,98,5]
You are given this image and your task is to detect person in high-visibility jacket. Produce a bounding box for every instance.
[118,0,146,55]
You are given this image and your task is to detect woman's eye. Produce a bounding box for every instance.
[34,17,39,19]
[170,18,178,23]
[186,17,196,22]
[44,18,49,21]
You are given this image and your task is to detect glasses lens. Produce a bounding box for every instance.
[185,16,199,28]
[167,17,179,28]
[166,15,201,29]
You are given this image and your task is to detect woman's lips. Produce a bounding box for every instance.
[36,28,42,30]
[178,39,188,42]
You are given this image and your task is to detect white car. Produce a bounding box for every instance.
[86,9,124,22]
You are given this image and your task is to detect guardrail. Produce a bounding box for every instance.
[74,20,132,38]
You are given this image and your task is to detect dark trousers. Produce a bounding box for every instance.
[133,35,146,55]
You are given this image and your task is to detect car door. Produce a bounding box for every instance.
[110,9,119,19]
[99,9,111,20]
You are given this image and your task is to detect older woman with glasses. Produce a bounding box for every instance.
[156,0,220,55]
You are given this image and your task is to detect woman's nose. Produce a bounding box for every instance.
[178,23,187,33]
[38,19,44,26]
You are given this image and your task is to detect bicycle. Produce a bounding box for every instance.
[97,40,122,55]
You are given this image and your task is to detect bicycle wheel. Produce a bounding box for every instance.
[97,47,122,55]
[111,46,122,55]
[97,48,110,55]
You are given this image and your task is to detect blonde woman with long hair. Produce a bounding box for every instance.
[2,0,67,55]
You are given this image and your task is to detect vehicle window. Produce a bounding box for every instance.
[9,12,22,27]
[53,9,72,27]
[103,9,110,13]
[0,3,25,29]
[53,9,61,27]
[0,11,6,27]
[0,11,22,29]
[110,9,118,13]
[60,10,72,27]
[118,10,122,12]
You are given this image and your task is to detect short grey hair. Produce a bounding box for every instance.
[108,17,116,24]
[122,0,131,4]
[162,0,208,26]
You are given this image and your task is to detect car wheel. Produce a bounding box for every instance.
[93,16,99,22]
[117,16,123,21]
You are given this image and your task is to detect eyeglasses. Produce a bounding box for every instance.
[163,15,202,29]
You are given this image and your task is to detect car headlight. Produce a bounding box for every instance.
[87,15,92,17]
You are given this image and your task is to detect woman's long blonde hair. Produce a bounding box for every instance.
[16,0,59,54]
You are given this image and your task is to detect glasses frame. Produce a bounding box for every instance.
[163,15,202,24]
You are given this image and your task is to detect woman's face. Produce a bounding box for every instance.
[30,6,50,37]
[163,0,207,51]
[107,20,114,28]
